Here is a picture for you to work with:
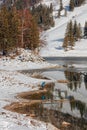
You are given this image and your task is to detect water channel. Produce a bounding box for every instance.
[19,57,87,129]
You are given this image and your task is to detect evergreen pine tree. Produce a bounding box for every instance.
[7,7,19,50]
[24,17,40,50]
[64,9,67,16]
[68,20,74,48]
[31,4,54,30]
[59,0,63,11]
[73,20,78,41]
[0,6,9,54]
[0,6,19,54]
[69,0,74,11]
[84,21,87,38]
[77,23,82,39]
[63,23,69,50]
[63,20,75,50]
[63,35,68,50]
[58,10,61,18]
[50,3,53,13]
[15,0,26,10]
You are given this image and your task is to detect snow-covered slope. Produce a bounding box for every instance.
[40,0,87,57]
[0,49,58,130]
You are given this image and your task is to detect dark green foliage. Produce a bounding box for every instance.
[69,0,85,11]
[74,0,85,7]
[50,3,53,13]
[7,8,19,48]
[68,20,75,48]
[77,23,82,39]
[3,0,38,10]
[63,20,82,50]
[63,35,68,50]
[64,9,67,17]
[73,21,82,40]
[73,20,78,41]
[0,6,19,54]
[31,4,54,30]
[0,5,40,54]
[59,0,63,11]
[69,0,74,11]
[58,10,61,18]
[29,0,41,6]
[62,23,70,49]
[84,21,87,38]
[24,17,40,50]
[15,0,26,10]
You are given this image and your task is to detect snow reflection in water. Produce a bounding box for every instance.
[42,70,87,120]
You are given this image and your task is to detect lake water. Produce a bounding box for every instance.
[21,57,87,129]
[42,57,87,120]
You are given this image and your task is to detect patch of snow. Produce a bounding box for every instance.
[40,0,87,57]
[0,47,58,130]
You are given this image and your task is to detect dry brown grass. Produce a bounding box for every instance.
[57,80,69,83]
[18,89,47,100]
[4,82,54,116]
[31,73,50,80]
[10,55,16,59]
[4,100,42,115]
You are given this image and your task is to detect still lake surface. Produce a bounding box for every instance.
[42,57,87,120]
[21,57,87,129]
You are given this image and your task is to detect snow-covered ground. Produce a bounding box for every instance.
[0,49,58,130]
[40,0,87,57]
[1,0,87,129]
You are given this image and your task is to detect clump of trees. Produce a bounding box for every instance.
[69,0,85,11]
[31,3,54,30]
[18,8,40,50]
[63,20,82,50]
[58,0,67,18]
[0,6,19,55]
[0,5,40,55]
[63,20,87,50]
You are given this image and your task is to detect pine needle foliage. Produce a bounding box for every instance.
[31,4,54,30]
[63,20,82,50]
[84,21,87,38]
[0,6,19,54]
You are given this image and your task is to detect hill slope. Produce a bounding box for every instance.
[40,0,87,57]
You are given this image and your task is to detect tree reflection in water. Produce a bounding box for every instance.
[64,71,82,91]
[69,96,86,118]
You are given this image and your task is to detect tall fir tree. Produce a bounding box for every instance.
[0,6,9,54]
[73,20,78,41]
[31,3,54,30]
[63,35,68,50]
[63,20,75,50]
[59,0,63,11]
[24,17,40,50]
[68,20,74,48]
[58,10,61,18]
[0,6,19,54]
[69,0,74,11]
[18,8,40,50]
[7,7,19,50]
[64,9,67,17]
[63,23,69,49]
[77,23,82,39]
[50,3,53,13]
[84,21,87,38]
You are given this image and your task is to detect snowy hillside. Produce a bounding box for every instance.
[0,0,87,130]
[40,0,87,57]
